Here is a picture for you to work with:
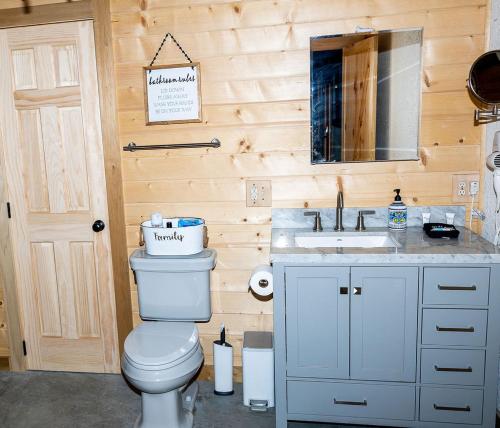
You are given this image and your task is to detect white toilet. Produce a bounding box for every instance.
[122,248,216,428]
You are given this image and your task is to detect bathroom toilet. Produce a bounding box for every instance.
[122,248,216,428]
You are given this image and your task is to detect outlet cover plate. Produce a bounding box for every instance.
[452,174,479,203]
[246,180,272,207]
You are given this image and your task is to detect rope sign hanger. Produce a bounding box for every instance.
[149,32,194,71]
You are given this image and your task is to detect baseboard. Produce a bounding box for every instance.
[0,357,9,371]
[195,364,242,383]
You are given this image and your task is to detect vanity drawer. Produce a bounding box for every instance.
[423,268,489,306]
[287,380,415,420]
[421,309,487,346]
[419,387,483,425]
[420,349,485,386]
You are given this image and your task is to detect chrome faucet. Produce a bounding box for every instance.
[304,211,323,232]
[355,210,376,231]
[334,191,344,231]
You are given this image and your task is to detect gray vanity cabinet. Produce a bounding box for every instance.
[274,262,500,428]
[350,267,418,382]
[285,266,418,382]
[285,266,350,379]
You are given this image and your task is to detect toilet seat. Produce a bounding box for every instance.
[124,322,200,371]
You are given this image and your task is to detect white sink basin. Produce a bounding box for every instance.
[294,232,399,248]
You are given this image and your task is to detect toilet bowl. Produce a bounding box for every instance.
[122,322,204,428]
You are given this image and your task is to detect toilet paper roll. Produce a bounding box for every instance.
[249,265,273,296]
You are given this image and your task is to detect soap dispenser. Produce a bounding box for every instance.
[388,189,407,230]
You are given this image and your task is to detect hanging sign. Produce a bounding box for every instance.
[144,62,202,125]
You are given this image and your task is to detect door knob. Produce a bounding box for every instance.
[92,220,105,233]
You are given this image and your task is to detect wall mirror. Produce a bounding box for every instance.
[310,28,423,163]
[468,50,500,123]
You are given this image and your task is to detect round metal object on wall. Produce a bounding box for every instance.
[468,50,500,105]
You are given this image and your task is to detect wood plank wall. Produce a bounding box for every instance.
[0,0,489,369]
[111,0,489,367]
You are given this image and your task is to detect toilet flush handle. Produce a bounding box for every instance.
[92,220,106,233]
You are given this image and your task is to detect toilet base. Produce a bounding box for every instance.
[134,382,199,428]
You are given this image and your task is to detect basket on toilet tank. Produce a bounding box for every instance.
[141,217,204,256]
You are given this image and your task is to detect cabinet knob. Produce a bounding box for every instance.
[339,287,348,295]
[353,287,362,295]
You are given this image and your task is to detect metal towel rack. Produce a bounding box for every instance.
[123,138,221,152]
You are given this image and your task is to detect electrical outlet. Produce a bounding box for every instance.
[458,181,466,197]
[452,174,480,203]
[246,180,272,207]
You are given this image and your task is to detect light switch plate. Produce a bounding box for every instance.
[246,180,272,207]
[452,174,479,203]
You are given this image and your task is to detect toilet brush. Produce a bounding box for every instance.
[213,324,234,395]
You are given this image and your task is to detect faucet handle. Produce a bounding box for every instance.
[355,210,376,231]
[304,211,323,232]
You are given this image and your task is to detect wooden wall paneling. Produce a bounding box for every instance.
[112,33,484,75]
[4,0,485,373]
[115,63,474,112]
[110,1,486,37]
[91,0,133,357]
[111,0,485,15]
[121,147,480,181]
[113,0,488,369]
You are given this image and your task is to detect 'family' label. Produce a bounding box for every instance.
[154,231,184,242]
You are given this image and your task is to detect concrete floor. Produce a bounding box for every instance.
[0,371,369,428]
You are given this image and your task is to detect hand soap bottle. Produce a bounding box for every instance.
[388,189,407,230]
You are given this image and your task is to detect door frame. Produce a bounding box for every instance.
[0,0,132,371]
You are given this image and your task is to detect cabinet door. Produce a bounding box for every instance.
[350,267,418,382]
[285,266,349,378]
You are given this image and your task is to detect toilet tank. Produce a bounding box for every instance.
[129,248,216,321]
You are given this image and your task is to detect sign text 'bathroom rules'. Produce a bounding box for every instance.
[144,63,202,125]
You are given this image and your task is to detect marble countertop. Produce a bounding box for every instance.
[270,227,500,264]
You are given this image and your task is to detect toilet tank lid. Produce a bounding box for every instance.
[130,248,216,272]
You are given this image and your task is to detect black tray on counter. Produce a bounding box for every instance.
[423,223,460,239]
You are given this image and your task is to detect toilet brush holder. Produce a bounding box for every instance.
[213,341,233,395]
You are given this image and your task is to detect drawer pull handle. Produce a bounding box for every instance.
[433,404,471,412]
[333,398,367,406]
[438,284,477,291]
[436,326,475,333]
[434,365,472,373]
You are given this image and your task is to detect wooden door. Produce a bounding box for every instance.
[342,36,378,162]
[350,267,418,382]
[0,21,119,373]
[285,266,350,379]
